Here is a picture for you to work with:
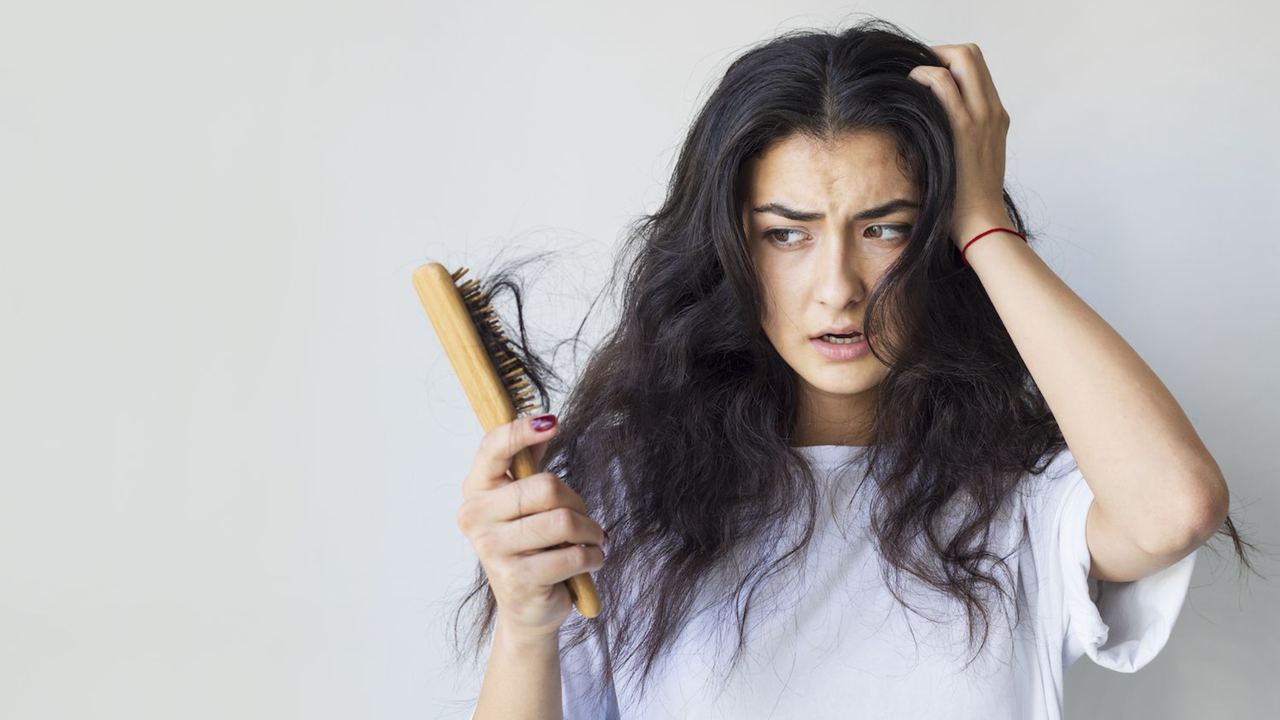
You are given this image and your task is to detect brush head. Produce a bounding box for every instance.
[450,266,542,418]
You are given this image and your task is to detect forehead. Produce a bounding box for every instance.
[742,130,914,203]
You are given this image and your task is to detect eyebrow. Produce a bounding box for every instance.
[751,198,920,222]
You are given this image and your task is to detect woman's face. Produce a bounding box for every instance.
[741,130,917,438]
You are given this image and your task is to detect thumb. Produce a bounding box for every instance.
[526,413,559,470]
[529,437,550,469]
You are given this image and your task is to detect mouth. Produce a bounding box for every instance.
[811,322,864,341]
[813,331,864,344]
[810,332,873,361]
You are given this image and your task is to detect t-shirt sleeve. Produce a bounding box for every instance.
[1026,447,1199,673]
[561,622,621,719]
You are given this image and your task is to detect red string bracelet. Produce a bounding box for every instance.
[960,227,1027,267]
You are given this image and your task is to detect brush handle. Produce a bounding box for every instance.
[412,262,602,618]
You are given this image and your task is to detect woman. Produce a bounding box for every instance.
[450,18,1257,720]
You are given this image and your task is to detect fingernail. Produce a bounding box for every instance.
[531,414,557,432]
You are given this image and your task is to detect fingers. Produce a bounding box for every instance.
[528,433,551,469]
[910,43,1004,125]
[516,541,606,589]
[502,505,607,556]
[475,471,590,525]
[463,500,605,571]
[465,414,560,495]
[910,64,971,127]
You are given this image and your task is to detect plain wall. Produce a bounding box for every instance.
[1,1,1276,718]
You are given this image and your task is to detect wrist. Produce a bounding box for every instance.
[495,613,563,649]
[952,212,1017,251]
[953,214,1025,265]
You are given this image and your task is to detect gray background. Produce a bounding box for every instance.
[1,1,1276,718]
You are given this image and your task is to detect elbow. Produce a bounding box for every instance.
[1137,475,1230,557]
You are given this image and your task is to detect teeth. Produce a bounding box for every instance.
[821,333,863,344]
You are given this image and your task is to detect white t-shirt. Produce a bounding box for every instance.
[466,444,1198,719]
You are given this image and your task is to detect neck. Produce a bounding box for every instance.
[791,382,878,446]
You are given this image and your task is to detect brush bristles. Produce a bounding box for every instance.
[453,267,543,417]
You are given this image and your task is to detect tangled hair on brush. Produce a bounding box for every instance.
[444,15,1263,709]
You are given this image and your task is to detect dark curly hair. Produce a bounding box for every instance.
[444,15,1261,711]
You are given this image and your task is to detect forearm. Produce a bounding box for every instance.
[962,216,1229,552]
[473,615,564,720]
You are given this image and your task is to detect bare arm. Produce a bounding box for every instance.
[909,43,1228,584]
[473,617,563,720]
[963,220,1229,576]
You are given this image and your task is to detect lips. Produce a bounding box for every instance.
[812,325,863,338]
[811,334,871,361]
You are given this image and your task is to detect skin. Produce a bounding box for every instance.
[910,44,1227,581]
[743,43,1226,583]
[741,130,918,447]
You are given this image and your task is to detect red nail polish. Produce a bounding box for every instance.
[531,414,557,432]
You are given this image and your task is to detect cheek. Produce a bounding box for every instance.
[758,279,801,345]
[758,291,777,334]
[756,267,784,320]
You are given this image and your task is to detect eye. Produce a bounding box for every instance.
[762,228,808,248]
[867,223,912,241]
[761,224,913,249]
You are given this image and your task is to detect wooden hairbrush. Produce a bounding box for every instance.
[412,261,602,618]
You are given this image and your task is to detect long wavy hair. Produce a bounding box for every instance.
[446,16,1261,709]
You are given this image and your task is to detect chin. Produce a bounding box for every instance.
[799,369,878,396]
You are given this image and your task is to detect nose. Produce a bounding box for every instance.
[813,229,871,310]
